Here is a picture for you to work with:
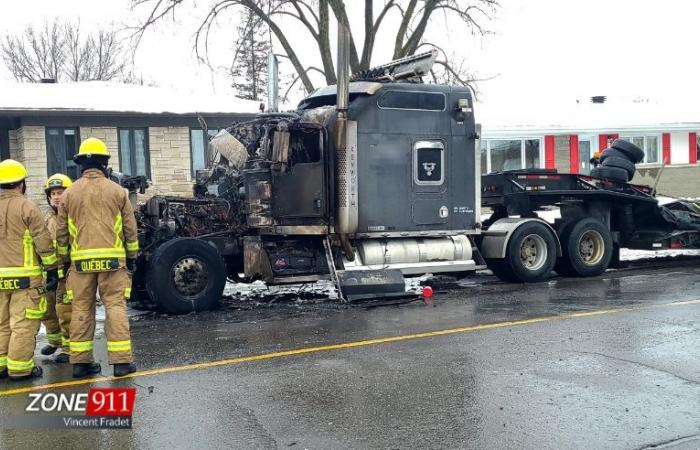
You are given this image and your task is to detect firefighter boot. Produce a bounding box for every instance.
[73,362,101,379]
[53,353,70,364]
[9,366,42,381]
[0,368,7,379]
[41,344,58,355]
[113,363,137,377]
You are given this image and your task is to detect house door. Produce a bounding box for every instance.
[577,135,595,175]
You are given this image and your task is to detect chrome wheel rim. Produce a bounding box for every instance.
[578,230,605,266]
[520,234,547,271]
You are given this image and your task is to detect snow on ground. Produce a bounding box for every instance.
[38,303,150,338]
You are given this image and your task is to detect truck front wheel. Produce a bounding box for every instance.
[486,221,557,283]
[146,238,227,314]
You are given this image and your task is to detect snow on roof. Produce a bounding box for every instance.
[0,80,263,115]
[477,94,700,134]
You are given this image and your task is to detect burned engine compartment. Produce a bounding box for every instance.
[135,109,333,265]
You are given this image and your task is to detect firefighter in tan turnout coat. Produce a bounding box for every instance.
[56,138,139,378]
[40,174,73,363]
[0,159,58,380]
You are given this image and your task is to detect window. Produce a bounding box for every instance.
[378,91,446,111]
[0,129,9,161]
[480,138,543,173]
[619,134,659,164]
[118,128,150,177]
[414,140,444,185]
[696,134,700,163]
[190,128,219,176]
[46,128,80,180]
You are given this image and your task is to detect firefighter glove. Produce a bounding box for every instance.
[63,260,72,277]
[127,258,137,273]
[45,269,59,292]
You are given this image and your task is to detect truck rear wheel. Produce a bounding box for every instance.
[556,218,612,277]
[146,238,227,314]
[486,221,556,283]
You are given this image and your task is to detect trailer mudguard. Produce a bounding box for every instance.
[480,217,562,259]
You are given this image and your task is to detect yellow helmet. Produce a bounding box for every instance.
[0,159,28,185]
[44,173,73,193]
[77,137,110,159]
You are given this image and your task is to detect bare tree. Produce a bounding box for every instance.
[130,0,498,94]
[1,21,64,82]
[2,20,131,82]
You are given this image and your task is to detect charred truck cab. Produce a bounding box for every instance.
[133,51,488,313]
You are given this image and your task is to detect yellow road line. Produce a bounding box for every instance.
[1,298,699,397]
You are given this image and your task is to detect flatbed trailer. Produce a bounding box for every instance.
[477,169,700,283]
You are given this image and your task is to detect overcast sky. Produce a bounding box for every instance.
[1,0,697,105]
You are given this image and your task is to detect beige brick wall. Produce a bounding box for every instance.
[633,165,700,197]
[554,135,570,173]
[147,127,193,196]
[10,127,48,205]
[79,127,119,161]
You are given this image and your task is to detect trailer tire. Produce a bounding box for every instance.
[557,218,613,277]
[486,221,557,283]
[591,166,629,182]
[146,238,227,314]
[611,139,645,163]
[600,148,629,164]
[601,156,636,179]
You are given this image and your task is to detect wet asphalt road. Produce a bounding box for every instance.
[1,261,700,449]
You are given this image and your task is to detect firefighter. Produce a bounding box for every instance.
[56,138,139,378]
[39,174,73,363]
[0,159,58,380]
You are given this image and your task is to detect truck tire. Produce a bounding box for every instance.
[590,166,629,182]
[146,238,227,314]
[486,221,557,283]
[611,139,645,163]
[600,148,630,164]
[601,156,636,179]
[556,218,613,277]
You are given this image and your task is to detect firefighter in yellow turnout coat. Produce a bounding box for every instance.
[0,159,58,380]
[56,138,139,378]
[40,174,73,363]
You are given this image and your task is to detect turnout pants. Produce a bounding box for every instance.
[42,280,70,351]
[0,281,47,377]
[68,268,132,365]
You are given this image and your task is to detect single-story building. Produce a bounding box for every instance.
[478,95,700,197]
[0,81,260,206]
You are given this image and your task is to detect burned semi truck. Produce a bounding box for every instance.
[124,47,700,314]
[129,50,496,313]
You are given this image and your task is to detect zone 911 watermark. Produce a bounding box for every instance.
[7,388,137,429]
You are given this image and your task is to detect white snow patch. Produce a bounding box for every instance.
[620,248,700,261]
[224,279,340,300]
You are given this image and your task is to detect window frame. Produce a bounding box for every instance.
[618,133,661,165]
[377,90,447,112]
[117,127,151,179]
[189,127,220,177]
[480,137,544,174]
[413,139,446,186]
[45,127,80,180]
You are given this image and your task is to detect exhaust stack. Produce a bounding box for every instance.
[334,22,357,257]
